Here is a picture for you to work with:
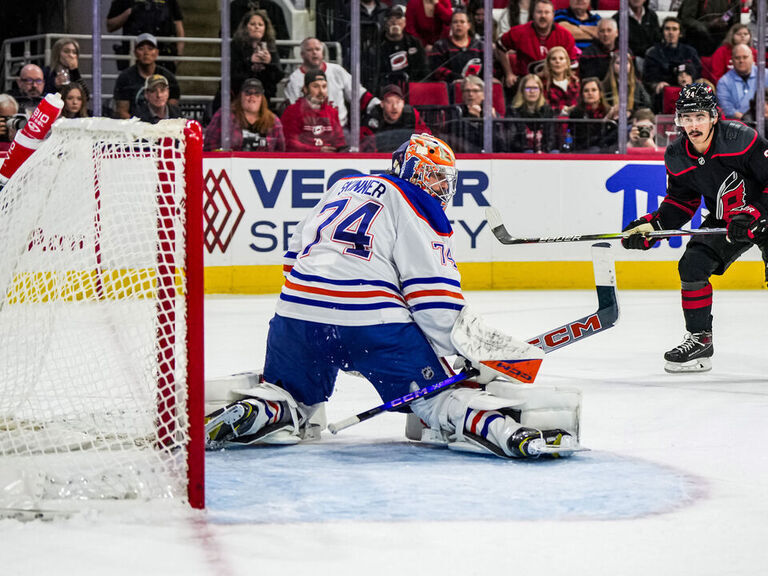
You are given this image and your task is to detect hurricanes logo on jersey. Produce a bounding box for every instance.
[716,171,749,221]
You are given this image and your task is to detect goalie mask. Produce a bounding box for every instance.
[399,134,458,207]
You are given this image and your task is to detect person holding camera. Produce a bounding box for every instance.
[0,94,24,152]
[627,108,658,151]
[204,78,285,152]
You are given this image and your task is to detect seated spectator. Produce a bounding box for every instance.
[716,44,768,120]
[43,38,90,101]
[113,33,181,119]
[59,83,90,119]
[554,0,600,51]
[541,46,580,116]
[614,0,661,70]
[675,63,695,87]
[627,107,658,151]
[281,69,346,152]
[579,18,618,82]
[506,73,555,153]
[428,8,484,83]
[106,0,185,73]
[405,0,453,51]
[9,64,45,116]
[360,84,431,152]
[135,74,183,124]
[467,0,494,43]
[0,94,20,151]
[205,78,285,152]
[709,23,757,83]
[568,77,618,153]
[742,88,768,133]
[284,37,379,128]
[451,75,507,153]
[602,54,653,115]
[496,0,578,89]
[677,0,740,57]
[498,0,532,37]
[375,5,429,94]
[643,17,701,109]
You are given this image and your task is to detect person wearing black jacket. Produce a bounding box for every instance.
[622,83,768,373]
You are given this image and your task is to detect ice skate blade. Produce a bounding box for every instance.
[529,443,589,457]
[664,357,712,373]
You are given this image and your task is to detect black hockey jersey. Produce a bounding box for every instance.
[658,121,768,229]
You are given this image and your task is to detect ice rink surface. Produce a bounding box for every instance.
[2,287,767,575]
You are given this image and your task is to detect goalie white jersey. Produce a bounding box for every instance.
[276,173,464,356]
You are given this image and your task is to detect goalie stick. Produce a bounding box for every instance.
[327,243,619,433]
[486,206,726,245]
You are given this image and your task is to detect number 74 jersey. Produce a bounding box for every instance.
[275,173,465,356]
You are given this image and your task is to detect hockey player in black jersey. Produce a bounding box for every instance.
[622,83,768,373]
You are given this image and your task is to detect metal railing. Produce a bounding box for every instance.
[2,32,342,102]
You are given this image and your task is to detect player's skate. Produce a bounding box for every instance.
[205,398,294,449]
[664,331,713,373]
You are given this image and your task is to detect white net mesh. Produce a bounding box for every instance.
[0,118,194,510]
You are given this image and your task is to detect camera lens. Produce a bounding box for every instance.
[8,114,28,131]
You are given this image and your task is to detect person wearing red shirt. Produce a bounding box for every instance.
[405,0,453,51]
[496,0,578,88]
[709,23,757,83]
[281,69,347,152]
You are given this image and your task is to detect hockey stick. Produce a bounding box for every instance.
[328,243,619,433]
[327,367,480,434]
[486,206,726,245]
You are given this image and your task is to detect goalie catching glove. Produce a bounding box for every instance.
[450,306,544,384]
[621,214,663,250]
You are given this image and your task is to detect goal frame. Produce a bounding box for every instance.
[182,120,205,510]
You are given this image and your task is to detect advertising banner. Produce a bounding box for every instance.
[202,154,765,292]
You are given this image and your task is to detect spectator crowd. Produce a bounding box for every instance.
[2,0,767,155]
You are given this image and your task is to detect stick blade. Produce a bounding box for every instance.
[485,206,504,230]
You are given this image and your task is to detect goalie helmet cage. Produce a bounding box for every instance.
[0,118,204,513]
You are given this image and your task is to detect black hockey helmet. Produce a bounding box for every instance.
[675,83,718,119]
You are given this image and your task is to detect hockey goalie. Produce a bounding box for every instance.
[205,134,582,459]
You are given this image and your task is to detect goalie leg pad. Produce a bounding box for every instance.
[204,383,321,449]
[407,382,581,457]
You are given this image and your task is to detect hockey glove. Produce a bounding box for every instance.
[727,207,768,244]
[621,215,661,250]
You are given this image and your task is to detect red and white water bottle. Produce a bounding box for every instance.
[0,92,64,186]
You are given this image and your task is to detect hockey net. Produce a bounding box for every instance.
[0,118,204,514]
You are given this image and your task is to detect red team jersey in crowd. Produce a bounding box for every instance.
[280,98,346,152]
[498,22,579,77]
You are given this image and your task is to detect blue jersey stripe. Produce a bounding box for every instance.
[480,413,503,437]
[290,269,401,293]
[280,293,407,311]
[401,276,462,288]
[410,302,465,312]
[284,251,299,259]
